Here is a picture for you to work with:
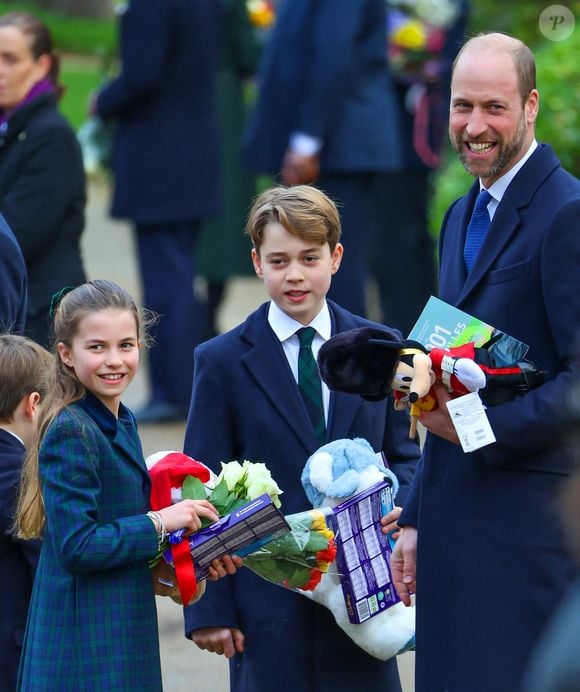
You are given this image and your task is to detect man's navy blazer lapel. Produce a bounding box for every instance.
[442,144,561,307]
[238,302,365,453]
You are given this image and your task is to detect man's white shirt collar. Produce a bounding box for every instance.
[480,140,538,219]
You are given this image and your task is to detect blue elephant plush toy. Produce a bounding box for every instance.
[299,438,415,660]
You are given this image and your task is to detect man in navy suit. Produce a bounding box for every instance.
[183,186,419,691]
[0,213,26,335]
[96,0,222,423]
[0,334,49,691]
[388,33,580,692]
[243,0,402,318]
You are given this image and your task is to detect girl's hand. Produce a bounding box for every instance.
[158,499,219,534]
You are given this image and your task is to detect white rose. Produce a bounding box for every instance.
[219,460,246,491]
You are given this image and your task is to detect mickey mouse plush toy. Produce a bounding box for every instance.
[318,327,545,438]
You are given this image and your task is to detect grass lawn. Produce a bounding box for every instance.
[0,2,116,55]
[60,54,109,131]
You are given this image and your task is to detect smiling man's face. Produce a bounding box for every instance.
[449,47,538,187]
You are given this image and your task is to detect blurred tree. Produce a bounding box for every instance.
[3,0,114,18]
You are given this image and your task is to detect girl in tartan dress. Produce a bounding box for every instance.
[14,280,239,690]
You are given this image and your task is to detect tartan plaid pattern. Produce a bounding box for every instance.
[17,393,162,691]
[297,327,326,445]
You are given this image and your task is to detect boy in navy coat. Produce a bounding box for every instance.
[183,185,420,691]
[0,335,50,692]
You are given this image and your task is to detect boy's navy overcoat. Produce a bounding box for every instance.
[0,430,40,691]
[184,301,420,692]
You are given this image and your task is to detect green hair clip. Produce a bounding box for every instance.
[49,286,75,317]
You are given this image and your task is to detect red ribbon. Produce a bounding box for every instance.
[149,452,211,604]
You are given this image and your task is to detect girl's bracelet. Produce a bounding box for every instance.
[146,510,167,550]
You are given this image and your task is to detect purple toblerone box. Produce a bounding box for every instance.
[163,494,290,582]
[328,479,401,624]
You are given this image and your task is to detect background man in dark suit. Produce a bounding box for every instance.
[370,0,469,335]
[0,334,50,691]
[389,33,580,692]
[243,0,403,318]
[0,214,27,335]
[95,0,222,423]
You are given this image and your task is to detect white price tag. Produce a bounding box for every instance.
[446,392,496,453]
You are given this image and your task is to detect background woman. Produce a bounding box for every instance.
[0,11,86,348]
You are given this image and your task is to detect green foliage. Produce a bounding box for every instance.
[429,154,472,239]
[0,1,116,55]
[59,57,102,130]
[535,28,580,175]
[182,475,207,501]
[467,1,551,46]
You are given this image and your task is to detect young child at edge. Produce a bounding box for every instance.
[182,185,420,692]
[14,280,241,691]
[0,334,51,692]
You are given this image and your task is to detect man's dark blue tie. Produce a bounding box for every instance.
[464,189,492,272]
[296,327,326,445]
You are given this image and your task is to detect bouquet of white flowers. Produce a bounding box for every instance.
[146,453,337,604]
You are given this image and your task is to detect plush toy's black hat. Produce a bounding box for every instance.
[317,327,404,401]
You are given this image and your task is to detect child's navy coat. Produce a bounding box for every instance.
[184,301,420,692]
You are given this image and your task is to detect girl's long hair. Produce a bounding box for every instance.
[15,280,149,539]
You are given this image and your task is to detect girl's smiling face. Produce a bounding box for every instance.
[57,308,140,417]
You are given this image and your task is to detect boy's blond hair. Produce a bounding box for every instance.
[0,334,51,422]
[246,185,342,252]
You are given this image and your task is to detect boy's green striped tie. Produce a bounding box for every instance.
[297,327,326,445]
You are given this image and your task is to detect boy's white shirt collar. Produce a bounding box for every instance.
[481,139,537,219]
[266,301,331,420]
[267,300,332,343]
